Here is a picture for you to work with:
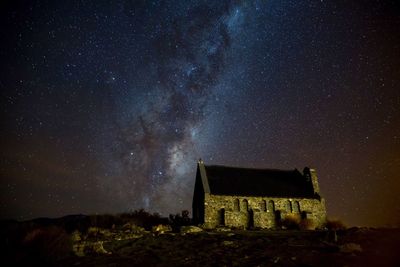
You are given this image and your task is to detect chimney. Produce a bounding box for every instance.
[198,158,204,166]
[304,167,320,194]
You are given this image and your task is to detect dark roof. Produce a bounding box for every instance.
[203,165,316,198]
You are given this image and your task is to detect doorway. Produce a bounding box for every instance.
[248,209,254,229]
[218,208,225,226]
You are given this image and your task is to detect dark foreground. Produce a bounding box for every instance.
[63,229,400,267]
[4,226,399,267]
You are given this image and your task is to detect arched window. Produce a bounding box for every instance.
[234,199,240,211]
[286,200,292,212]
[293,201,300,213]
[260,200,267,212]
[268,200,275,212]
[242,199,249,211]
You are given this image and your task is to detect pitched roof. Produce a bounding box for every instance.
[200,164,317,198]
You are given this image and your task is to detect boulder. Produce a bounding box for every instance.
[152,224,172,234]
[92,241,112,254]
[87,227,100,238]
[99,228,113,238]
[71,230,82,242]
[180,226,203,234]
[72,242,85,257]
[122,222,145,234]
[215,226,231,232]
[82,241,112,255]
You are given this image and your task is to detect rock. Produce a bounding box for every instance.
[76,240,112,255]
[83,241,112,255]
[99,228,113,238]
[71,230,82,242]
[122,223,145,234]
[87,227,100,237]
[273,257,280,264]
[92,241,112,254]
[72,242,85,257]
[122,223,131,231]
[340,243,362,253]
[115,233,143,241]
[152,224,172,234]
[131,225,146,234]
[180,226,203,234]
[215,226,231,232]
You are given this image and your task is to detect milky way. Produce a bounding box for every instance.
[99,2,246,212]
[1,1,399,226]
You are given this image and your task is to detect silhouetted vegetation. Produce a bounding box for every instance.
[119,209,169,230]
[281,214,301,229]
[23,226,72,264]
[281,214,317,230]
[1,225,72,266]
[325,219,346,231]
[169,210,192,231]
[299,218,315,230]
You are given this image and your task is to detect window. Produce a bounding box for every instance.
[242,199,249,211]
[268,200,275,212]
[293,201,300,213]
[260,200,267,211]
[286,200,292,212]
[234,199,240,211]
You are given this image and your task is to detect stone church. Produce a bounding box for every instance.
[192,160,327,229]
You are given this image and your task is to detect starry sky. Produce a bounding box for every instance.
[1,0,399,227]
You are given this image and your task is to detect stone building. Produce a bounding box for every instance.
[192,160,327,229]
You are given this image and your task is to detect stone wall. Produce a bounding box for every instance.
[203,193,326,229]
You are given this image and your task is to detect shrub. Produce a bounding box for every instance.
[22,226,72,265]
[299,218,315,230]
[118,209,169,230]
[89,214,122,229]
[281,214,301,229]
[325,219,346,231]
[169,210,192,231]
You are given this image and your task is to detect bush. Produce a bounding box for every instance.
[22,226,72,265]
[118,209,169,230]
[89,214,122,230]
[169,210,192,231]
[299,218,315,230]
[281,214,301,230]
[325,219,346,231]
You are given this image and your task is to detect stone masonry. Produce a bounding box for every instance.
[192,160,327,229]
[203,194,326,229]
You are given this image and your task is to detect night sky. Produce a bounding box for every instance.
[1,1,399,227]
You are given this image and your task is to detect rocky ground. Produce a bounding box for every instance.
[2,220,399,267]
[64,227,399,267]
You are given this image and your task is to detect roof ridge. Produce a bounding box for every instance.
[205,164,298,172]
